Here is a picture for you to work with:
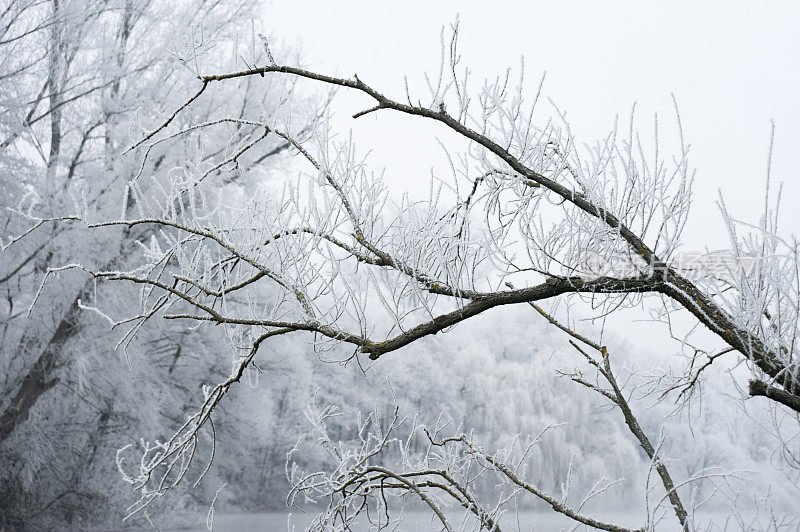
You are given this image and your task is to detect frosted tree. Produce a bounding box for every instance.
[6,18,798,530]
[0,0,321,527]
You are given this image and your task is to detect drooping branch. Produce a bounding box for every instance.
[531,302,689,529]
[289,399,643,532]
[195,60,798,407]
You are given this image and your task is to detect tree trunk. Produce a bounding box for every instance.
[0,289,84,444]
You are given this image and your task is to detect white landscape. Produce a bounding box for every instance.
[1,2,799,531]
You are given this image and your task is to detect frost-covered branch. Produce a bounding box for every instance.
[9,17,799,522]
[288,400,643,532]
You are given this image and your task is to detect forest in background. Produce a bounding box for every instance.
[217,307,796,515]
[5,291,793,529]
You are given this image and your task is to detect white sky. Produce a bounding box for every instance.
[259,2,800,352]
[264,1,799,251]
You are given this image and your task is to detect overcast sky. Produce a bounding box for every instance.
[264,1,799,250]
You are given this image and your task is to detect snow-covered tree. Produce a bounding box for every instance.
[4,17,798,530]
[0,0,321,527]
